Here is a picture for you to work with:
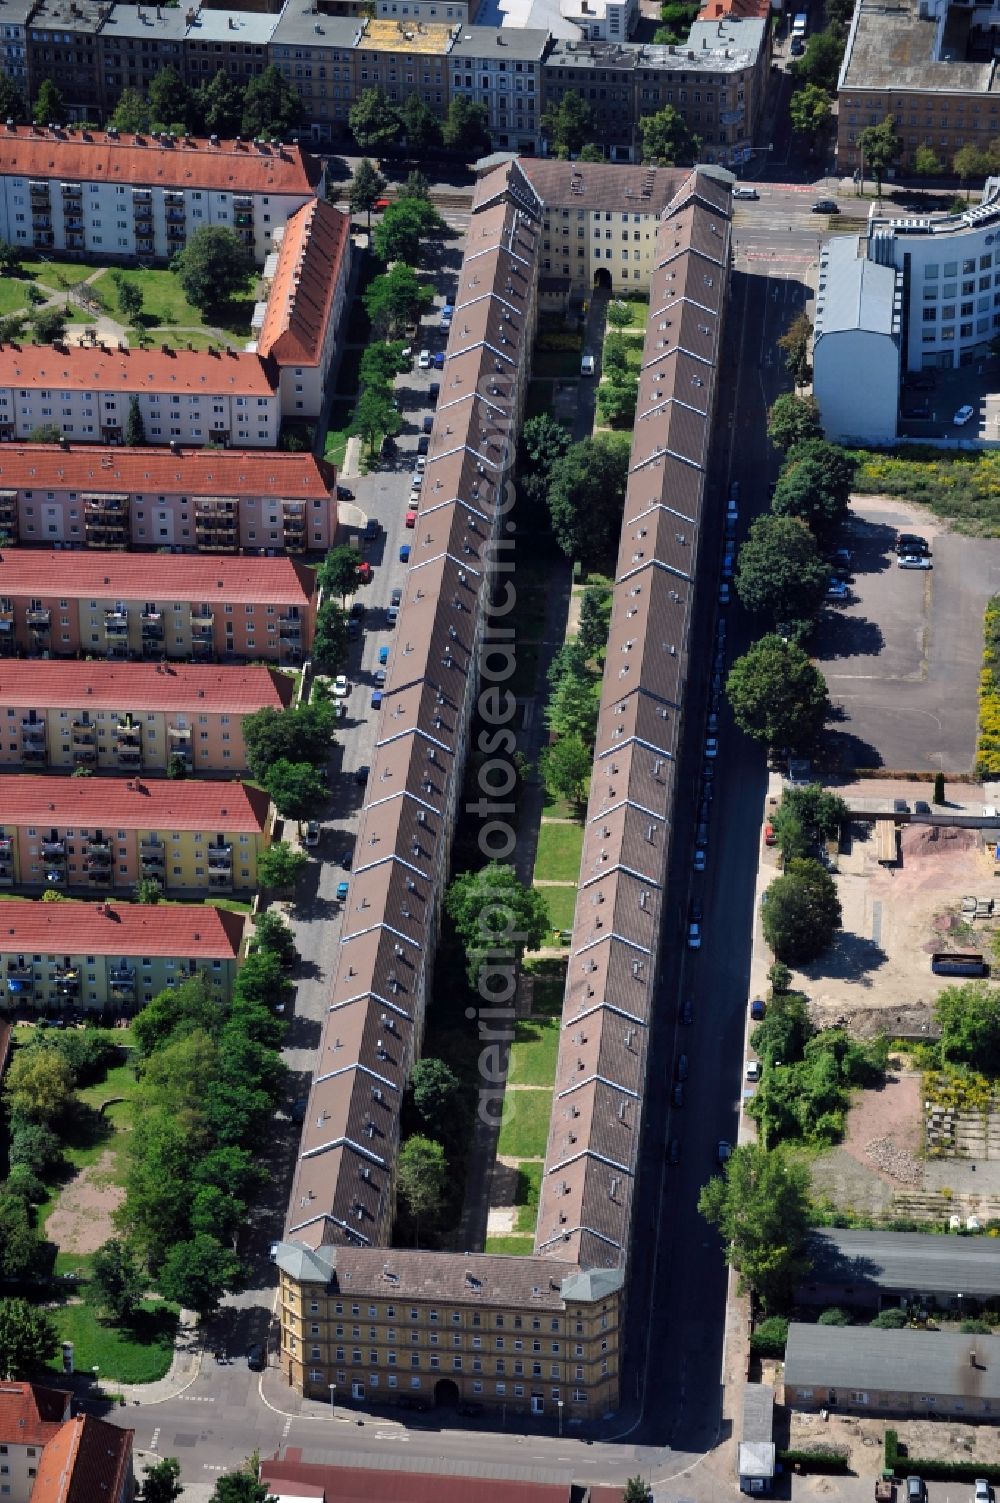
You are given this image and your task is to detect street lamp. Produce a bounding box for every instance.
[557,1399,564,1438]
[328,1382,336,1419]
[91,1366,99,1391]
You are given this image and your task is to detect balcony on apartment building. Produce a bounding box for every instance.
[140,607,163,655]
[53,964,79,997]
[104,607,129,653]
[84,494,129,547]
[5,959,33,996]
[20,720,46,764]
[26,606,50,630]
[28,181,49,203]
[0,597,13,657]
[136,238,154,254]
[195,502,237,551]
[40,837,65,862]
[109,963,136,999]
[0,834,14,887]
[190,607,215,657]
[207,842,234,889]
[279,613,303,665]
[283,506,306,551]
[83,838,112,878]
[0,491,17,537]
[167,724,193,764]
[139,838,165,872]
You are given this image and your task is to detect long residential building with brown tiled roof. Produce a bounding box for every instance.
[0,659,293,773]
[276,158,732,1425]
[0,444,338,555]
[0,549,315,665]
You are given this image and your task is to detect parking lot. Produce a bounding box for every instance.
[815,495,1000,772]
[899,357,1000,441]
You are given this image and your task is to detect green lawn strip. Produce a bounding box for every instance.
[497,1087,552,1159]
[534,821,584,883]
[512,1160,543,1235]
[143,329,230,352]
[0,281,29,316]
[26,258,105,291]
[525,380,556,421]
[507,1014,561,1087]
[46,1299,178,1385]
[611,295,649,330]
[521,965,567,1014]
[484,1234,535,1255]
[535,883,577,936]
[324,424,351,470]
[541,790,577,821]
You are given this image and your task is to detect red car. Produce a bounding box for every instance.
[374,197,391,210]
[764,822,776,846]
[356,561,373,583]
[405,510,417,529]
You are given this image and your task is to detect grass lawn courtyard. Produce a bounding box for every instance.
[536,883,577,936]
[46,1299,178,1386]
[497,1086,553,1160]
[534,820,584,884]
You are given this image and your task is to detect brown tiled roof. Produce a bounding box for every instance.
[0,445,334,499]
[257,199,350,366]
[520,157,689,217]
[0,345,275,396]
[0,660,294,713]
[30,1412,133,1503]
[0,549,314,606]
[0,901,244,959]
[260,1459,573,1503]
[0,773,270,833]
[536,168,731,1266]
[0,1383,69,1447]
[0,125,319,194]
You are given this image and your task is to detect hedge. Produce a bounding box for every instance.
[886,1429,1000,1483]
[778,1449,850,1474]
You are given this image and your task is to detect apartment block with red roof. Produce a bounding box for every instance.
[0,1383,71,1503]
[0,550,315,666]
[255,199,351,421]
[0,660,293,773]
[0,1383,133,1503]
[0,899,243,1016]
[0,445,337,555]
[0,124,321,265]
[0,345,280,449]
[0,774,272,895]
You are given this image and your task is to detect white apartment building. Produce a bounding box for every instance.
[0,346,281,446]
[0,125,322,264]
[449,28,549,154]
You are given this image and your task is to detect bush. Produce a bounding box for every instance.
[749,1314,789,1356]
[869,1307,908,1328]
[817,1306,851,1325]
[777,1450,850,1474]
[978,595,1000,774]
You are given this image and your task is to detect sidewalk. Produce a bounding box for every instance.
[109,1310,204,1407]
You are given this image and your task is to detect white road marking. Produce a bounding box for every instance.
[149,1428,160,1451]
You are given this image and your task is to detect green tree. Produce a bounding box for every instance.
[735,514,830,626]
[772,785,848,860]
[857,115,901,197]
[441,96,491,157]
[638,104,700,165]
[0,1196,42,1281]
[544,663,600,747]
[776,309,813,387]
[171,226,249,312]
[767,392,822,451]
[242,701,335,780]
[158,1233,241,1317]
[148,67,191,132]
[33,79,65,127]
[578,142,605,162]
[408,1058,462,1137]
[0,314,24,343]
[519,412,572,504]
[349,386,402,462]
[167,753,188,780]
[772,438,855,543]
[257,840,309,892]
[577,583,612,661]
[542,90,596,158]
[346,157,387,230]
[726,634,830,749]
[4,1046,73,1123]
[818,1307,851,1325]
[546,434,630,568]
[132,975,220,1060]
[401,170,430,201]
[263,759,326,829]
[396,1134,447,1242]
[28,423,62,443]
[87,1239,146,1323]
[250,911,298,969]
[597,377,639,428]
[125,395,147,447]
[953,143,994,198]
[140,1457,184,1503]
[0,78,25,124]
[8,1120,62,1177]
[913,143,943,177]
[444,863,550,986]
[318,544,362,602]
[788,84,832,146]
[242,65,300,140]
[936,982,1000,1075]
[539,734,592,806]
[110,87,151,133]
[750,1315,790,1356]
[233,949,293,1013]
[761,857,842,964]
[870,1307,907,1329]
[698,1143,812,1308]
[358,340,408,392]
[312,599,347,675]
[400,93,442,152]
[194,71,242,137]
[373,197,445,266]
[349,88,402,153]
[0,1299,57,1378]
[364,263,433,336]
[31,306,66,344]
[210,1471,275,1503]
[135,875,162,904]
[112,274,145,328]
[623,1481,651,1503]
[792,29,843,91]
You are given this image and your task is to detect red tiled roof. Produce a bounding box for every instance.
[696,0,770,19]
[0,345,276,395]
[0,1382,70,1447]
[0,900,244,959]
[29,1412,133,1503]
[0,660,294,712]
[257,199,350,367]
[0,125,319,195]
[0,549,315,606]
[0,445,335,498]
[260,1459,574,1503]
[0,773,270,832]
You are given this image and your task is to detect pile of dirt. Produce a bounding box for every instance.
[864,1135,923,1185]
[903,826,978,858]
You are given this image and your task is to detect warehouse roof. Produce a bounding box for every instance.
[807,1227,1000,1300]
[0,549,314,606]
[0,660,293,712]
[0,774,270,833]
[0,345,276,396]
[785,1324,1000,1400]
[257,199,350,366]
[0,445,334,499]
[0,900,244,959]
[815,234,899,338]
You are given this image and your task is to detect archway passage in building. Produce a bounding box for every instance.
[593,267,612,291]
[434,1378,460,1409]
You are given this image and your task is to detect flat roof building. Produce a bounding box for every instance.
[96,4,188,115]
[25,0,108,119]
[0,773,271,895]
[784,1322,1000,1417]
[0,658,293,773]
[0,443,337,555]
[0,548,315,665]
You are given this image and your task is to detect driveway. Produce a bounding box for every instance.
[816,496,1000,773]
